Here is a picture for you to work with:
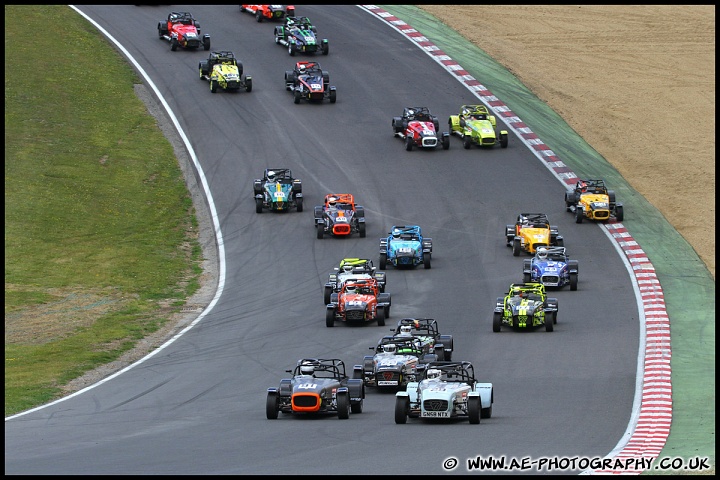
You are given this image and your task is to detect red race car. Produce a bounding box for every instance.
[240,5,295,22]
[392,106,450,151]
[326,278,391,327]
[284,61,336,104]
[157,12,210,51]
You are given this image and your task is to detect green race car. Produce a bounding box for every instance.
[448,104,508,149]
[492,283,558,332]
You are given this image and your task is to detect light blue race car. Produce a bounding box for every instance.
[379,225,432,270]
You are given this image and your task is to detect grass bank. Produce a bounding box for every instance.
[4,5,203,416]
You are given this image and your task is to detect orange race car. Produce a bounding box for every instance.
[314,193,365,239]
[240,5,295,22]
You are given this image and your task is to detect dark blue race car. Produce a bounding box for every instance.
[522,246,578,290]
[379,225,432,270]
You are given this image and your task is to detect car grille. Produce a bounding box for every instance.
[590,210,610,220]
[271,201,286,210]
[185,39,200,48]
[422,137,438,148]
[514,315,531,328]
[292,393,320,411]
[423,399,449,411]
[481,137,495,145]
[541,274,560,286]
[332,224,351,235]
[345,308,365,321]
[302,45,318,52]
[376,371,399,385]
[310,92,324,101]
[226,80,239,90]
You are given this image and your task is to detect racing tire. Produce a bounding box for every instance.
[288,43,296,56]
[170,37,178,51]
[376,307,386,326]
[210,80,217,93]
[442,135,450,150]
[500,133,509,148]
[545,314,554,332]
[255,11,263,22]
[350,397,363,414]
[575,206,584,223]
[615,205,624,222]
[553,310,558,324]
[323,286,332,305]
[329,89,336,104]
[316,223,324,239]
[379,253,387,270]
[295,196,303,212]
[523,272,531,283]
[481,404,493,419]
[570,272,578,291]
[255,198,263,214]
[286,6,295,17]
[423,252,431,269]
[556,237,565,247]
[405,135,413,151]
[322,42,329,55]
[492,312,502,332]
[203,37,210,51]
[394,396,408,424]
[358,222,366,238]
[433,345,445,361]
[266,392,279,419]
[463,135,471,149]
[294,89,301,104]
[468,397,481,424]
[325,308,335,327]
[245,77,252,93]
[337,392,350,419]
[512,238,521,256]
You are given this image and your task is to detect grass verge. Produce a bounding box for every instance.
[4,5,203,416]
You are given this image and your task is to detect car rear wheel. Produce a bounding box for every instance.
[433,345,445,361]
[492,312,502,332]
[266,392,279,419]
[337,392,350,419]
[523,272,531,283]
[394,396,408,424]
[468,397,480,424]
[423,252,431,269]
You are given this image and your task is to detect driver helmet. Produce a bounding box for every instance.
[392,229,401,239]
[579,181,588,192]
[398,325,413,337]
[383,343,397,354]
[345,284,357,294]
[426,368,441,380]
[298,64,306,74]
[537,247,548,261]
[300,362,314,376]
[267,171,276,182]
[342,264,354,273]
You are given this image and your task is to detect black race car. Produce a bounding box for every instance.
[314,193,365,239]
[391,318,454,361]
[266,358,365,419]
[284,60,336,104]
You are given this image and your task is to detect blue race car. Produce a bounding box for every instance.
[522,246,578,291]
[379,225,432,270]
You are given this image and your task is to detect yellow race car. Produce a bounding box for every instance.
[564,179,624,223]
[505,213,564,256]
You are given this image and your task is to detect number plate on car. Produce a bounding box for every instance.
[422,411,450,417]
